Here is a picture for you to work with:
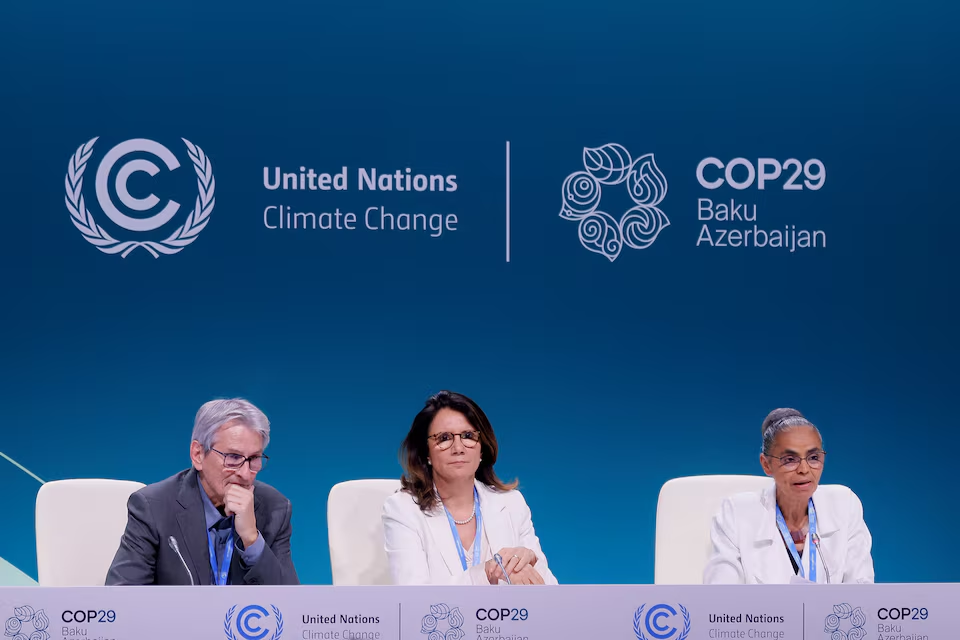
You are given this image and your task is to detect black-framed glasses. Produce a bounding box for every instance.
[427,431,480,450]
[210,448,268,471]
[766,451,826,471]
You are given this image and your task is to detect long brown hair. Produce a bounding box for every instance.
[399,390,517,512]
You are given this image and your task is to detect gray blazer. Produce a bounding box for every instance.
[105,468,299,585]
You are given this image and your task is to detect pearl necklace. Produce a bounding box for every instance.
[452,511,475,526]
[437,491,476,525]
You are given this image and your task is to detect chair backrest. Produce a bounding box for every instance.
[35,478,145,586]
[327,478,402,585]
[655,474,771,584]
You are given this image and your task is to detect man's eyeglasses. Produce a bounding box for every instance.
[766,451,826,471]
[210,448,268,471]
[427,431,480,451]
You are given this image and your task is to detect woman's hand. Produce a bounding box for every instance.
[484,548,540,584]
[483,556,545,585]
[497,547,539,575]
[510,565,545,585]
[484,558,506,584]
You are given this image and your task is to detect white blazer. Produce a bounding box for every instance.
[703,481,874,584]
[381,480,559,585]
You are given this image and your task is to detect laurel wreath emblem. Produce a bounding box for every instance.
[224,605,236,640]
[224,605,283,640]
[64,137,215,258]
[634,604,691,640]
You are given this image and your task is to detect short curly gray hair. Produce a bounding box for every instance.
[191,398,270,452]
[761,408,820,455]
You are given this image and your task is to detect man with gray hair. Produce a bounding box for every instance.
[106,398,299,585]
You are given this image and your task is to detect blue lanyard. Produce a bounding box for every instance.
[775,498,818,582]
[207,525,235,586]
[442,486,483,571]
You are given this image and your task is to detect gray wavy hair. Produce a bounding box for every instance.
[191,398,271,452]
[761,408,820,455]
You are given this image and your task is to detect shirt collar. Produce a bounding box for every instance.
[196,474,232,531]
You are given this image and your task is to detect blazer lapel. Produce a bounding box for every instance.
[812,487,840,538]
[176,469,210,585]
[477,481,510,561]
[749,482,792,584]
[425,503,465,576]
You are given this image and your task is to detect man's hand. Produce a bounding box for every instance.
[224,484,258,547]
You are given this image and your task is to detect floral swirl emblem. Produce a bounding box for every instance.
[560,143,669,262]
[824,603,866,640]
[420,603,464,640]
[4,606,49,640]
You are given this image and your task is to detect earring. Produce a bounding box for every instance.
[427,459,432,465]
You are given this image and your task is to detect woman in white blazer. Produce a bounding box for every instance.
[703,408,874,585]
[382,390,558,586]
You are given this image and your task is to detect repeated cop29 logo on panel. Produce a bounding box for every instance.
[4,605,49,640]
[64,137,215,258]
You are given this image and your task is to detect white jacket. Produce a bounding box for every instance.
[703,482,874,584]
[381,480,558,585]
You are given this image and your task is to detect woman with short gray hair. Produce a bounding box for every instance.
[703,408,874,584]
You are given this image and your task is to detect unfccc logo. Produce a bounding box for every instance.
[633,603,690,640]
[64,137,215,258]
[224,605,283,640]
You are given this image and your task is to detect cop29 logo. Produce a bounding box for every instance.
[64,137,215,258]
[4,606,50,640]
[224,605,283,640]
[824,603,866,640]
[633,603,690,640]
[559,143,669,262]
[420,603,464,640]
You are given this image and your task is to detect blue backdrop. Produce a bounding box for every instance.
[2,0,958,584]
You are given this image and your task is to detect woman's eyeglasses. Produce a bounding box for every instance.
[766,451,825,471]
[427,431,480,450]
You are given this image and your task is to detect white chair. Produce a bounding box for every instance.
[35,478,145,586]
[654,474,771,584]
[327,479,402,585]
